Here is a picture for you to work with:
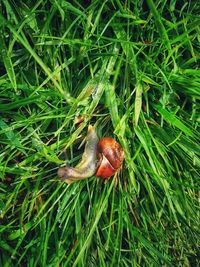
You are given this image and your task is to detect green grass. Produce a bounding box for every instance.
[0,1,200,266]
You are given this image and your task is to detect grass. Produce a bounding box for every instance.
[0,0,199,266]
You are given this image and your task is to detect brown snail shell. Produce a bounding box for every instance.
[96,137,124,178]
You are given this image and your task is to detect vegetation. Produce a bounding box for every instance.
[0,1,199,266]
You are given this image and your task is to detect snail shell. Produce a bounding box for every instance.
[96,137,124,178]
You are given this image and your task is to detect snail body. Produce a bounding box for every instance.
[57,125,99,184]
[57,125,124,184]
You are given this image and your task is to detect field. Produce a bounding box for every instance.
[0,1,200,266]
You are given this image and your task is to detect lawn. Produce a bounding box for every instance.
[0,1,200,266]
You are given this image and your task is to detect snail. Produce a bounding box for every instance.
[57,125,124,184]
